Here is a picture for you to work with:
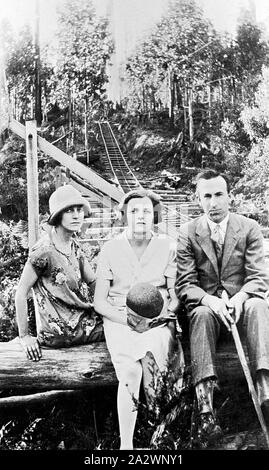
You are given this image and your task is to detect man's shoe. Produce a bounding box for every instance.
[261,399,269,429]
[197,412,222,444]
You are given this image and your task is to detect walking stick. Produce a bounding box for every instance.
[221,290,269,448]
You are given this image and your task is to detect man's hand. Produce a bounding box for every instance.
[20,335,42,361]
[201,294,234,330]
[229,291,250,323]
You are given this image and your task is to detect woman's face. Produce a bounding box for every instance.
[60,205,84,232]
[126,196,154,237]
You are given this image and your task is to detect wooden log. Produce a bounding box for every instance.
[182,339,245,384]
[0,389,79,408]
[0,337,245,392]
[0,339,117,391]
[216,340,245,382]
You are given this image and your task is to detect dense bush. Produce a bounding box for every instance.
[234,138,269,208]
[237,67,269,206]
[0,221,28,341]
[0,138,57,221]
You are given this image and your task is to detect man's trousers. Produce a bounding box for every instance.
[188,297,269,385]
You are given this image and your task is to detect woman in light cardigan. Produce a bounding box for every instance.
[94,189,184,450]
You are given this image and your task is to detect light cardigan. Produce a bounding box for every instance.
[96,229,177,310]
[95,229,183,378]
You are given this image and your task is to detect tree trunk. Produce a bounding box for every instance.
[207,84,212,127]
[168,69,175,128]
[176,81,182,110]
[66,87,74,154]
[0,337,248,393]
[142,83,145,113]
[183,85,188,133]
[34,0,42,127]
[0,390,79,408]
[221,79,225,120]
[84,95,89,165]
[231,77,234,106]
[188,88,194,142]
[0,339,117,391]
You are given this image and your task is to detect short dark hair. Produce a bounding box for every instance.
[118,189,162,225]
[195,169,230,194]
[49,210,63,227]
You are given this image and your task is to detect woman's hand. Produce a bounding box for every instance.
[94,279,128,325]
[167,297,180,313]
[126,308,151,333]
[20,335,42,361]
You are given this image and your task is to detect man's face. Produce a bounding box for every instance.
[197,176,230,223]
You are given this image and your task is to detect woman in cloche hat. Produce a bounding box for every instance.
[15,184,103,361]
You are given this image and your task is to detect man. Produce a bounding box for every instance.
[175,169,269,440]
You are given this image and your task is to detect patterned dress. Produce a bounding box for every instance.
[28,230,102,347]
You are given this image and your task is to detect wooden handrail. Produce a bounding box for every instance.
[10,119,123,203]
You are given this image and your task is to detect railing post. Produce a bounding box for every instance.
[26,120,39,249]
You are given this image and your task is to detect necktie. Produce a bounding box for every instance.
[211,224,224,265]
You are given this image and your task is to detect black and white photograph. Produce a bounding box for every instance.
[1,0,269,462]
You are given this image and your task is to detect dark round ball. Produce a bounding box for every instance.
[126,283,164,319]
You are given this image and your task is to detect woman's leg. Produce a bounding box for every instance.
[117,360,143,450]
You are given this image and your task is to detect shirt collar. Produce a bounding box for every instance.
[207,213,229,236]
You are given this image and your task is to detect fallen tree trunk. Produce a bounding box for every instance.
[182,338,245,383]
[0,338,117,391]
[0,389,79,408]
[0,338,244,393]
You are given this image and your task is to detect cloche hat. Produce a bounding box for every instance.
[47,184,91,225]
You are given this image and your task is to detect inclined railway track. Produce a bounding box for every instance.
[98,121,142,193]
[96,120,201,230]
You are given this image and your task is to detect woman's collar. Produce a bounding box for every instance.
[124,228,156,241]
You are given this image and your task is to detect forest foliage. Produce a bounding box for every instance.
[1,0,269,450]
[1,0,269,178]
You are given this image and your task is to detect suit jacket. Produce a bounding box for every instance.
[175,212,269,312]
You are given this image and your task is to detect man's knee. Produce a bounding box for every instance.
[244,297,269,315]
[189,305,215,323]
